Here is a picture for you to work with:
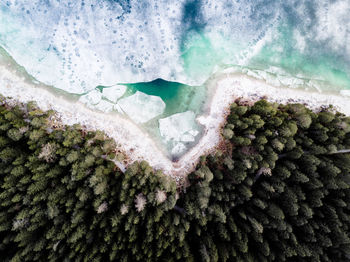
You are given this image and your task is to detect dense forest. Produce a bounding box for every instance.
[0,96,349,261]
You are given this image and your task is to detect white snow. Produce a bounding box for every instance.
[117,91,166,124]
[102,85,127,103]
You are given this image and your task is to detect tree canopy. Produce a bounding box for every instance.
[0,98,349,261]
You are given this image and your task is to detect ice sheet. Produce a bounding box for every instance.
[118,91,166,124]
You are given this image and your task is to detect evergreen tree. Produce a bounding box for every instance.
[0,97,350,261]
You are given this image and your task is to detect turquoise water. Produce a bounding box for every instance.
[123,79,206,116]
[1,0,350,158]
[1,1,350,94]
[180,26,350,92]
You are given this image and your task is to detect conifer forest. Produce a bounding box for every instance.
[0,96,350,261]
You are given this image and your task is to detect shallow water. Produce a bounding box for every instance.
[1,0,350,158]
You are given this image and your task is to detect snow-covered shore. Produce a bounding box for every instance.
[0,60,180,179]
[1,60,350,184]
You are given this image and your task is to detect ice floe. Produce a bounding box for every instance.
[79,89,102,105]
[94,100,115,113]
[113,104,124,114]
[159,111,198,142]
[5,0,350,94]
[118,91,166,124]
[171,142,187,156]
[102,85,127,103]
[159,111,200,156]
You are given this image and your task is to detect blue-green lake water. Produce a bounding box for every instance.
[1,0,350,158]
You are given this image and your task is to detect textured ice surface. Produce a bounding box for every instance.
[79,89,115,112]
[113,104,124,114]
[118,91,165,124]
[340,90,350,97]
[159,111,200,157]
[159,111,198,142]
[0,1,185,93]
[102,85,127,103]
[79,89,102,105]
[94,100,115,113]
[1,0,350,93]
[1,0,350,160]
[171,142,187,156]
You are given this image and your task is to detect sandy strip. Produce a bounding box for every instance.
[1,62,350,184]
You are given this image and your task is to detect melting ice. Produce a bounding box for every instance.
[1,0,350,158]
[77,79,205,158]
[1,0,350,93]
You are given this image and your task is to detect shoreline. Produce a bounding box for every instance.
[1,61,350,183]
[211,68,350,116]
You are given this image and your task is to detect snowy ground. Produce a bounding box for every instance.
[1,60,350,185]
